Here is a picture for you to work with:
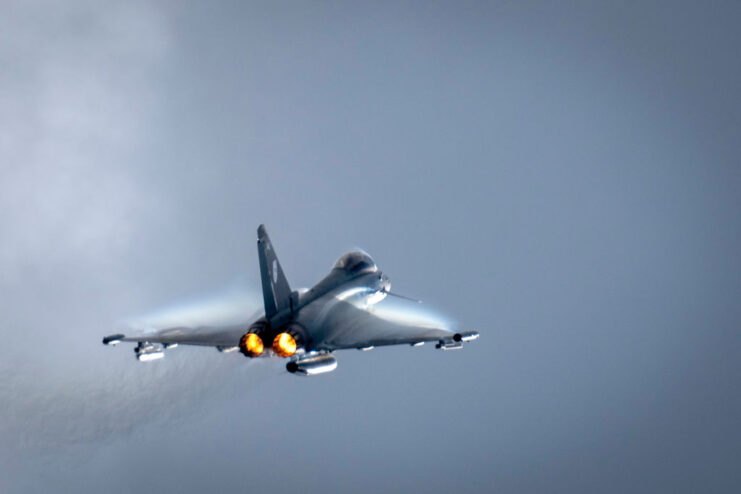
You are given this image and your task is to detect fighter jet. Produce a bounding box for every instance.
[103,225,478,375]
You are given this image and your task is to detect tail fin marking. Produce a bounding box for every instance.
[257,225,292,320]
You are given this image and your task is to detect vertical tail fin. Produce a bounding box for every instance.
[257,225,292,320]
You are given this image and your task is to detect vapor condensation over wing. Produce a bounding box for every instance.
[124,287,264,333]
[364,297,454,331]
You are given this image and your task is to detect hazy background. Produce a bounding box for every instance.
[1,1,739,492]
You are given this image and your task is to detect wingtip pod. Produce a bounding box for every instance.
[436,330,479,350]
[102,333,125,345]
[454,331,479,342]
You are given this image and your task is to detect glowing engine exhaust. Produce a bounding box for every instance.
[286,353,337,376]
[272,332,297,357]
[239,332,264,357]
[240,323,306,358]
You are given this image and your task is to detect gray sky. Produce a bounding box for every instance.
[1,1,740,492]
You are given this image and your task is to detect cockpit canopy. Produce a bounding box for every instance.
[333,251,378,275]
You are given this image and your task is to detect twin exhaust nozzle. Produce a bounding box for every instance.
[239,331,298,358]
[239,328,336,376]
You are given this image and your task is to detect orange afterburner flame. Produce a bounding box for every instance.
[240,333,264,357]
[272,332,297,357]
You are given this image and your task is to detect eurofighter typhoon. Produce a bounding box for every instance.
[103,225,479,375]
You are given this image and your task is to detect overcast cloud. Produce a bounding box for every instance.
[1,1,739,492]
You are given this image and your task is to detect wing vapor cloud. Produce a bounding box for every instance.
[124,287,264,333]
[362,297,454,331]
